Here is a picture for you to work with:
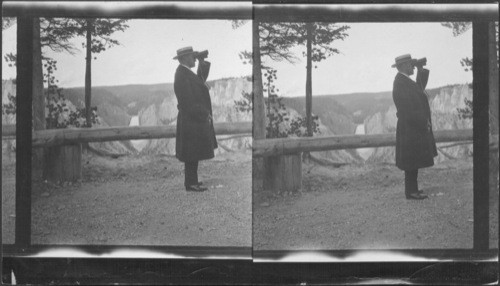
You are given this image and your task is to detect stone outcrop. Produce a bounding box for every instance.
[1,79,135,157]
[3,78,473,164]
[137,77,253,156]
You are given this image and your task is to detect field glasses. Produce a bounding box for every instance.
[411,57,427,67]
[196,50,209,60]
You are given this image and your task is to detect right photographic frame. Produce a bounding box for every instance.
[252,3,498,260]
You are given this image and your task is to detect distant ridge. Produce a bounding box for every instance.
[61,76,249,90]
[282,84,463,124]
[61,76,249,117]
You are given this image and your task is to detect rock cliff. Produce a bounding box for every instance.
[281,95,361,164]
[137,77,253,156]
[1,79,135,157]
[2,78,474,164]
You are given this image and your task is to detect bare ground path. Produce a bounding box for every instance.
[254,158,498,250]
[2,150,251,247]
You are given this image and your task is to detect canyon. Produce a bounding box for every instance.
[2,79,472,164]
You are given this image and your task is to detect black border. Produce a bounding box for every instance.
[2,0,499,284]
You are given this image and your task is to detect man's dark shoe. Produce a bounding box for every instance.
[406,193,428,200]
[196,181,203,186]
[186,185,208,192]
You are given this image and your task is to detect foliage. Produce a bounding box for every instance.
[234,90,253,114]
[2,17,16,30]
[230,20,249,29]
[443,22,498,120]
[232,66,321,138]
[257,22,350,65]
[263,68,320,139]
[2,93,16,115]
[238,51,253,65]
[258,22,349,137]
[0,81,99,129]
[442,22,473,119]
[40,18,81,54]
[232,22,328,138]
[46,90,99,129]
[234,51,253,113]
[3,18,128,65]
[4,53,16,67]
[43,55,100,129]
[76,19,129,57]
[38,18,129,57]
[441,22,471,36]
[457,98,474,120]
[43,59,101,129]
[288,115,320,137]
[460,57,473,72]
[259,22,303,64]
[297,23,350,63]
[2,17,128,127]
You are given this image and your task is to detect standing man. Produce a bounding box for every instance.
[392,54,437,200]
[173,46,217,192]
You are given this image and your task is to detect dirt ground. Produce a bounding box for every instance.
[2,150,252,247]
[253,158,499,250]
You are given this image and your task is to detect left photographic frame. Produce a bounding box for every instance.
[1,1,253,259]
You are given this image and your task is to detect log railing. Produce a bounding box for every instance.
[1,122,252,147]
[4,126,498,153]
[253,129,499,157]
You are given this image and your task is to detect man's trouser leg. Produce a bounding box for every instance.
[405,169,418,195]
[185,161,199,187]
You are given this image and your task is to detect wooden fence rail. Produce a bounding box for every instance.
[3,126,499,154]
[1,122,252,148]
[253,129,485,157]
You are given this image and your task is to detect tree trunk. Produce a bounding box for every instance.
[488,21,499,247]
[305,23,313,137]
[85,19,92,128]
[32,18,45,173]
[253,20,266,140]
[304,22,314,162]
[252,20,269,191]
[32,19,44,131]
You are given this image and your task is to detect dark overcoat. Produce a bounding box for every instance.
[174,61,217,162]
[392,69,437,171]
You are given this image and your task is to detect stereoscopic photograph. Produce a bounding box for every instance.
[1,1,499,284]
[252,9,498,251]
[2,2,252,248]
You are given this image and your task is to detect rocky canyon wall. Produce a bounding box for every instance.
[137,77,253,156]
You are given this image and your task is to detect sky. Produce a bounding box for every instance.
[2,21,472,95]
[265,22,473,96]
[2,19,253,88]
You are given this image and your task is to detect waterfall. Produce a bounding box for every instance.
[355,124,373,161]
[129,115,148,152]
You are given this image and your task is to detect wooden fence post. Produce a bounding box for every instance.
[265,153,302,194]
[45,144,82,182]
